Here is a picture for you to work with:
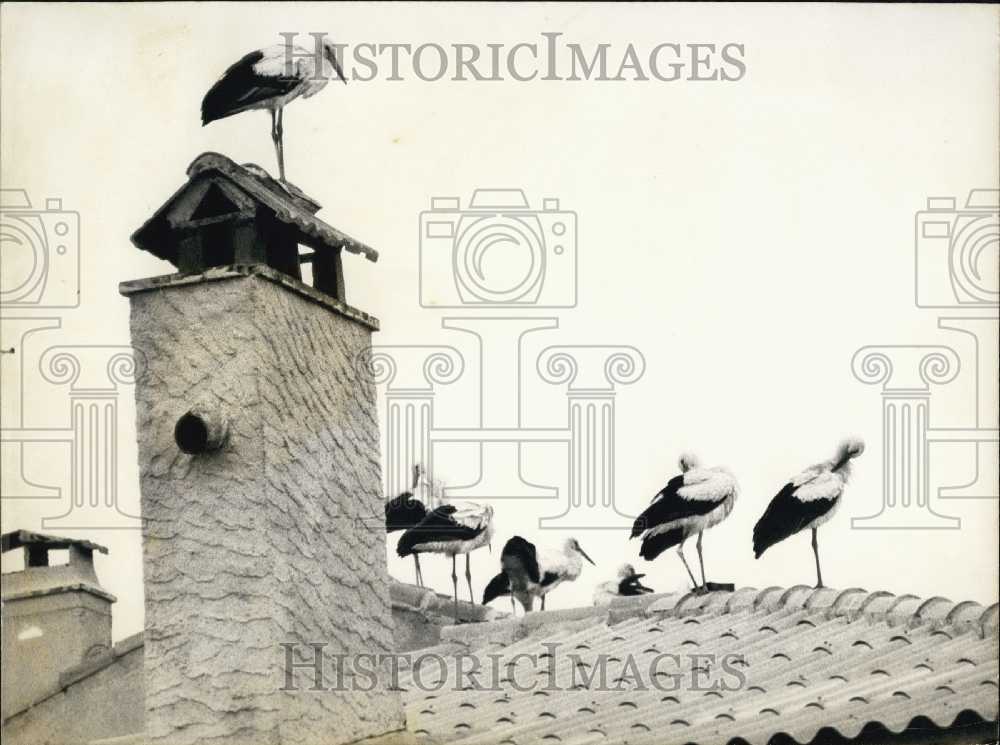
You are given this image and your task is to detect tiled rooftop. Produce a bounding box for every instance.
[396,586,999,745]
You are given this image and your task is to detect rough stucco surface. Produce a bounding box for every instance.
[1,588,113,721]
[129,274,403,745]
[2,641,143,745]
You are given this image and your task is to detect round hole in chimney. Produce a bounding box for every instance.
[175,409,228,454]
[175,412,209,454]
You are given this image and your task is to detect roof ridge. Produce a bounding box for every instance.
[642,586,998,637]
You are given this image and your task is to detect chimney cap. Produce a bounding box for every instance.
[130,151,379,268]
[1,529,109,556]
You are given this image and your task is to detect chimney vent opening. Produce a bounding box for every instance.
[175,409,228,454]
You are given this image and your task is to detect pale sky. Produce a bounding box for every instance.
[1,3,998,642]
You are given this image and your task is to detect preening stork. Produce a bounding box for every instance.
[753,439,865,588]
[385,464,428,586]
[630,453,739,592]
[201,36,347,182]
[482,535,595,615]
[396,488,494,622]
[592,564,655,607]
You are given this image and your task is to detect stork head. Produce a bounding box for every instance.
[839,438,865,460]
[617,563,639,580]
[678,452,700,472]
[566,538,596,566]
[322,39,348,84]
[832,438,865,471]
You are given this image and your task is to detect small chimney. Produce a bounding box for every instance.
[120,153,404,745]
[1,530,115,721]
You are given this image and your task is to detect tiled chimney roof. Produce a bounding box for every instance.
[130,152,378,266]
[396,586,999,745]
[1,529,108,555]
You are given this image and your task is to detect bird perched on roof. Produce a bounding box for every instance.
[396,480,494,622]
[385,464,429,586]
[202,36,347,182]
[630,453,739,593]
[753,439,865,588]
[592,564,655,607]
[482,535,595,614]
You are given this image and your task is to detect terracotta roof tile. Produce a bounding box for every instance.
[398,587,999,744]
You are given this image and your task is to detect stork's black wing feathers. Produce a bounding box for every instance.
[638,526,687,561]
[482,572,511,604]
[618,574,654,596]
[753,483,837,558]
[202,50,300,124]
[499,535,540,584]
[385,492,427,533]
[395,504,481,557]
[630,474,718,539]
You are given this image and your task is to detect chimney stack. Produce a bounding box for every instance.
[1,530,115,721]
[121,154,404,744]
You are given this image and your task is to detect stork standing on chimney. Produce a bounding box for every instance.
[201,35,347,182]
[753,439,865,588]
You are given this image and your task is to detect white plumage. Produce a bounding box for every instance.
[592,563,654,607]
[397,474,495,621]
[753,439,865,587]
[483,536,595,615]
[631,453,739,591]
[202,36,347,181]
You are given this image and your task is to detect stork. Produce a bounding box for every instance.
[483,535,595,615]
[201,36,347,182]
[592,564,655,607]
[753,439,865,588]
[396,483,494,622]
[385,464,428,586]
[630,453,739,593]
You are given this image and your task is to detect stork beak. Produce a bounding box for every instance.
[633,573,646,580]
[578,546,595,565]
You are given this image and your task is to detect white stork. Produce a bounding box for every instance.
[396,480,494,622]
[201,36,347,182]
[630,453,739,592]
[592,563,655,607]
[753,438,865,588]
[385,464,429,586]
[482,535,595,615]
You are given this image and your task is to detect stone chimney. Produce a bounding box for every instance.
[1,530,115,721]
[120,154,404,744]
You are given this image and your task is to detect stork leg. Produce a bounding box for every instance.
[413,554,423,587]
[812,528,824,588]
[676,542,699,590]
[540,595,546,612]
[696,531,708,589]
[271,107,286,181]
[451,555,459,623]
[510,595,516,617]
[465,554,474,604]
